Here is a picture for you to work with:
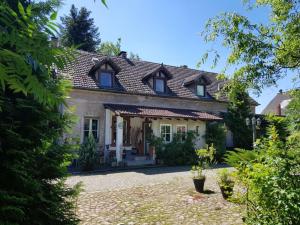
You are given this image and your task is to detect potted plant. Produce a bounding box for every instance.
[191,144,216,193]
[217,168,235,199]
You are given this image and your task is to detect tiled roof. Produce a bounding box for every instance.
[104,104,222,121]
[262,91,291,115]
[60,50,230,102]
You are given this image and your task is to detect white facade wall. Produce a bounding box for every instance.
[67,88,228,151]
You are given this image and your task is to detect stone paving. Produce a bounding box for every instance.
[68,167,244,225]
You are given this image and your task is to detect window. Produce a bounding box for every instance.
[84,118,99,142]
[160,124,172,143]
[176,125,187,142]
[155,78,165,93]
[99,71,112,87]
[196,84,205,96]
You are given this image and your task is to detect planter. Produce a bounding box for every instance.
[220,185,234,199]
[193,177,206,193]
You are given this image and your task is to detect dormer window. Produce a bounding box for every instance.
[154,78,165,93]
[99,71,113,87]
[196,84,205,96]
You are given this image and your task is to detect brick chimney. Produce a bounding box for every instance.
[118,51,127,59]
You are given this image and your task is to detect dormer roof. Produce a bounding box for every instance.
[88,57,121,76]
[59,50,257,104]
[142,64,173,81]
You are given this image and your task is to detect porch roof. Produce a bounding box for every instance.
[104,104,222,121]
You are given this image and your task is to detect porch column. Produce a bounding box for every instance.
[116,115,123,163]
[104,109,112,162]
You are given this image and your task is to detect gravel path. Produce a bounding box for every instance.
[67,166,244,225]
[67,166,193,192]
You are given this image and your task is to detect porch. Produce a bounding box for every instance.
[103,104,222,165]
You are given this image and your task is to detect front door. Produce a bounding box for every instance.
[143,122,152,155]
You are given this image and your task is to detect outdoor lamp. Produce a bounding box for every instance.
[257,117,261,126]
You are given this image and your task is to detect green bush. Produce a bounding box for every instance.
[192,144,216,178]
[154,131,197,166]
[225,126,300,225]
[205,122,226,162]
[78,135,97,171]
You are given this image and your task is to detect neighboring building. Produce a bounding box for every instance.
[60,50,256,165]
[262,90,291,116]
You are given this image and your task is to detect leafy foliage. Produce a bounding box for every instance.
[191,144,216,179]
[0,1,74,109]
[98,38,122,56]
[217,169,234,188]
[205,122,226,161]
[78,135,97,171]
[201,0,300,95]
[227,127,300,225]
[259,114,289,141]
[154,131,197,166]
[202,1,300,223]
[0,0,82,224]
[224,89,253,149]
[60,4,100,52]
[97,37,141,60]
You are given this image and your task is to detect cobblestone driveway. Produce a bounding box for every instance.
[67,167,244,225]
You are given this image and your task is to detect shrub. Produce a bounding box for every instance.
[226,126,300,225]
[154,131,197,166]
[205,122,226,161]
[78,135,97,171]
[217,169,235,199]
[191,144,216,178]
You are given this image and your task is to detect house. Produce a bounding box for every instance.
[60,50,256,165]
[262,89,291,116]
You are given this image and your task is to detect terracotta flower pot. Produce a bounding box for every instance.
[193,177,206,193]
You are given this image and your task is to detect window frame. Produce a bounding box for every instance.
[176,124,187,142]
[160,124,172,143]
[196,84,205,97]
[98,64,115,88]
[83,117,99,142]
[154,77,166,93]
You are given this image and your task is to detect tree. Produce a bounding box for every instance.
[202,1,300,224]
[225,89,252,149]
[78,135,97,171]
[0,1,80,224]
[205,122,226,161]
[201,0,300,95]
[60,4,100,52]
[98,38,141,60]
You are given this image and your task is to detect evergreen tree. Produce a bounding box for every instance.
[225,89,252,149]
[60,4,100,52]
[0,1,80,224]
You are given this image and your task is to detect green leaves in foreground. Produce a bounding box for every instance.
[0,2,75,109]
[200,0,300,95]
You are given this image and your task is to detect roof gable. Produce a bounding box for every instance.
[88,57,121,76]
[142,64,173,81]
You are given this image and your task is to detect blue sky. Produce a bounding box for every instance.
[57,0,295,113]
